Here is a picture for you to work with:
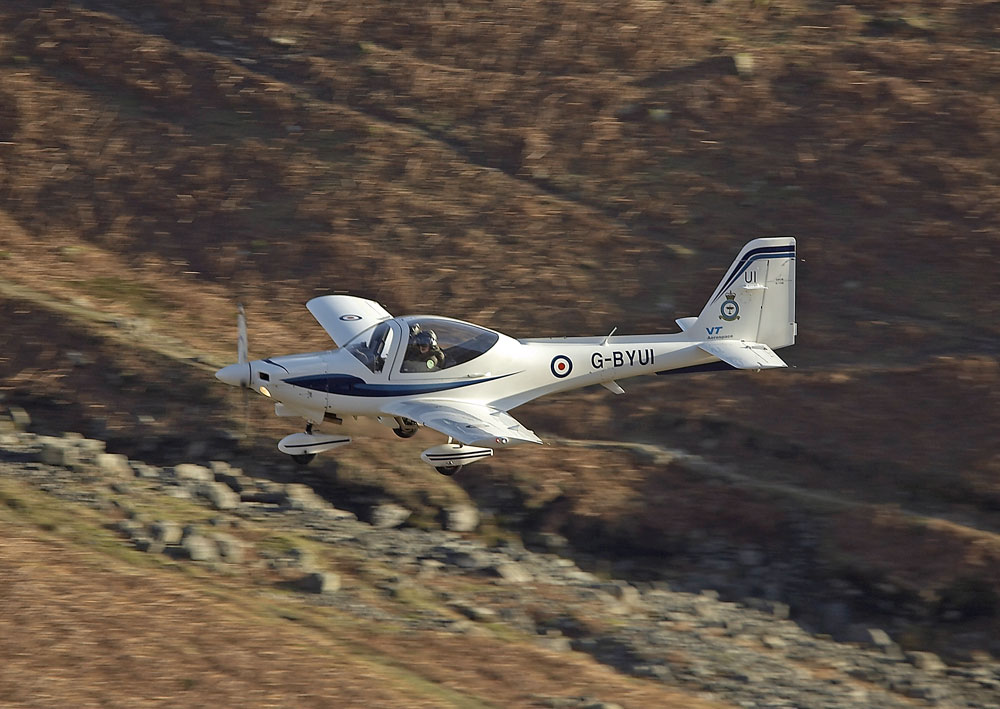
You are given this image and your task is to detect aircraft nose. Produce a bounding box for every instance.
[215,363,250,388]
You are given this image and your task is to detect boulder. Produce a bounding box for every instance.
[95,452,132,478]
[369,503,411,529]
[212,533,247,564]
[196,481,241,510]
[149,520,183,545]
[7,405,30,431]
[605,581,641,607]
[37,437,80,467]
[490,562,532,584]
[296,571,341,594]
[181,535,220,562]
[283,483,329,511]
[443,504,480,532]
[907,651,946,673]
[171,463,214,482]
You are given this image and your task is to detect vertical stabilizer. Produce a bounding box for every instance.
[694,237,796,349]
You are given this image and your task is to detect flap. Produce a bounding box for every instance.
[698,340,787,370]
[382,399,543,447]
[306,295,393,347]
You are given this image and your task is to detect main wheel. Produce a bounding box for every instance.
[292,453,316,465]
[435,464,464,476]
[393,427,417,439]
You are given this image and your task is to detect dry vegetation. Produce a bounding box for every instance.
[1,0,999,687]
[0,480,716,708]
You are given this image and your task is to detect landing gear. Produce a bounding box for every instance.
[435,465,464,476]
[392,417,419,439]
[421,440,491,475]
[278,421,352,462]
[293,424,319,464]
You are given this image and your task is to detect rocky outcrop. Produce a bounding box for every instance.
[3,428,1000,708]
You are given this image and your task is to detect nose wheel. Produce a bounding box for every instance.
[435,465,463,476]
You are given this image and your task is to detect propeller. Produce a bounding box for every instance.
[237,302,249,385]
[237,303,250,437]
[214,303,254,439]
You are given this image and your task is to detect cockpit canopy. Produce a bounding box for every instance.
[345,316,500,374]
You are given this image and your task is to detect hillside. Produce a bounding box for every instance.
[1,0,999,700]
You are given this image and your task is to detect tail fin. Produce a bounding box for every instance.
[693,237,796,349]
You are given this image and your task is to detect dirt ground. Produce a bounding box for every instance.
[0,492,716,709]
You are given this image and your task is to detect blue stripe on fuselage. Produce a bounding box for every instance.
[284,372,516,397]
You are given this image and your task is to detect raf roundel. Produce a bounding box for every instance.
[550,355,573,379]
[339,314,363,322]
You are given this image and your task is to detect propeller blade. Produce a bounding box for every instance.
[237,302,248,365]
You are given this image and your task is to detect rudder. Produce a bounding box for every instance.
[694,237,796,349]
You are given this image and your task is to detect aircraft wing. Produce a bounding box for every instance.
[699,340,788,370]
[382,399,543,447]
[306,295,393,347]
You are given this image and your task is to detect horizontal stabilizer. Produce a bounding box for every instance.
[699,340,787,370]
[675,317,697,332]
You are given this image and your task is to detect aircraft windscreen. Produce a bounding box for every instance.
[400,317,499,373]
[345,321,394,373]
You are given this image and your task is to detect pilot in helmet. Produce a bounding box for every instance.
[405,327,445,371]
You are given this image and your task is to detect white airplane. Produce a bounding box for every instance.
[216,237,795,475]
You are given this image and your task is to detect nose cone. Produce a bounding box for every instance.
[215,362,249,388]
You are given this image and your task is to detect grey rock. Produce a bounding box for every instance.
[149,520,183,545]
[490,562,532,584]
[605,581,641,607]
[106,479,129,494]
[525,531,570,553]
[418,559,445,577]
[449,601,498,622]
[95,452,132,478]
[113,519,143,538]
[907,651,946,673]
[761,635,788,650]
[181,535,219,562]
[165,486,192,499]
[443,504,480,532]
[212,533,246,564]
[72,437,106,456]
[369,503,411,529]
[196,481,240,510]
[296,571,341,594]
[7,405,30,431]
[132,462,161,479]
[848,625,895,648]
[133,536,164,554]
[536,633,572,652]
[215,471,250,493]
[38,438,80,467]
[283,483,329,511]
[171,463,213,482]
